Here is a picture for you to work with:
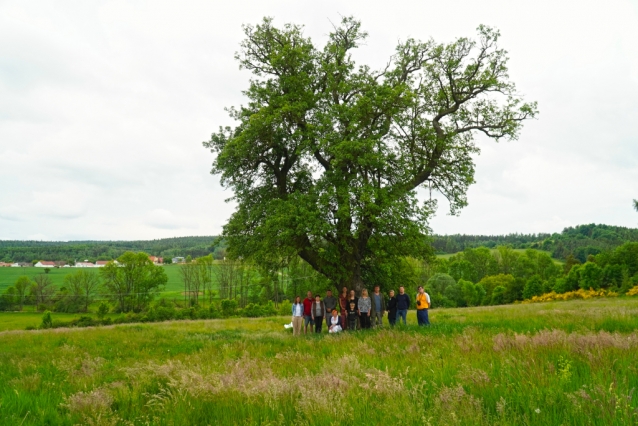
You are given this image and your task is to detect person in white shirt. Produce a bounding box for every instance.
[328,309,342,333]
[291,296,304,336]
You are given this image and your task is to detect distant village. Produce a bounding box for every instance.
[0,255,186,268]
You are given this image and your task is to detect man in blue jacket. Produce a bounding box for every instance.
[396,286,411,325]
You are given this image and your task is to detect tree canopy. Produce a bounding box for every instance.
[205,17,537,290]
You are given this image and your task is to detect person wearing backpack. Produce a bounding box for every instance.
[416,286,431,326]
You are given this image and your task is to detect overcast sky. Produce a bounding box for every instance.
[1,0,637,241]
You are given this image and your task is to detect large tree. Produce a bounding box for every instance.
[205,17,537,291]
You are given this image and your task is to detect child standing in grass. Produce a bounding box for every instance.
[347,301,358,331]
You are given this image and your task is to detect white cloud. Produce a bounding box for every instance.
[146,208,198,231]
[0,0,637,240]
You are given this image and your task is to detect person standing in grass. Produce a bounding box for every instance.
[303,291,314,334]
[416,286,431,326]
[291,296,304,336]
[311,295,326,333]
[347,289,359,330]
[328,309,343,333]
[396,286,411,325]
[339,287,349,330]
[358,289,372,329]
[387,289,398,327]
[370,285,386,328]
[323,289,337,330]
[346,301,358,331]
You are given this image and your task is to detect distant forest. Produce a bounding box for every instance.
[0,236,220,263]
[432,223,638,262]
[1,224,638,263]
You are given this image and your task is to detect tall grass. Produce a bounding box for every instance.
[1,298,637,425]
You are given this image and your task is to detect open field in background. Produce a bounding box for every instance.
[1,249,562,293]
[0,265,191,293]
[1,298,637,425]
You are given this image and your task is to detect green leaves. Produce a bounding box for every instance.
[205,18,537,289]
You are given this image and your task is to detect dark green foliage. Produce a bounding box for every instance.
[0,286,17,311]
[220,299,238,317]
[41,311,53,329]
[97,302,110,319]
[426,273,457,307]
[477,274,516,305]
[523,275,543,299]
[491,286,507,305]
[563,265,582,293]
[578,262,603,290]
[53,286,84,313]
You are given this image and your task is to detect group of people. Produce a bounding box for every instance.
[290,285,431,335]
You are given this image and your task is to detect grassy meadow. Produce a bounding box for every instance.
[0,265,187,294]
[1,298,637,425]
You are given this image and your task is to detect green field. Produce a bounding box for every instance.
[0,265,187,294]
[1,298,637,425]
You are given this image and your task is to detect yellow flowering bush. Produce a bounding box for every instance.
[523,288,618,304]
[627,285,638,297]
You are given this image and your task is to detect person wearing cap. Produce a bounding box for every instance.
[416,285,431,326]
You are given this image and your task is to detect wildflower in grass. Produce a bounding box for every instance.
[535,408,541,414]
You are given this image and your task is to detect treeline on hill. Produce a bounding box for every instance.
[0,236,222,263]
[2,224,636,264]
[432,223,638,261]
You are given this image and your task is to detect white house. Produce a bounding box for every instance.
[95,261,110,267]
[75,262,95,268]
[34,261,56,268]
[172,257,185,264]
